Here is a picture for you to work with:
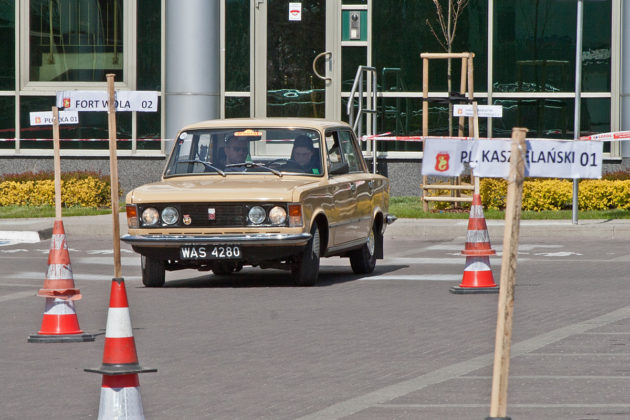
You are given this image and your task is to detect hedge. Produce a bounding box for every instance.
[0,171,116,208]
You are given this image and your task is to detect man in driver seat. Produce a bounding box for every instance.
[223,135,250,171]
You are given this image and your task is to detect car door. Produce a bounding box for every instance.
[337,130,373,241]
[323,130,357,248]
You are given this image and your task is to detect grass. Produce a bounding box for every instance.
[389,196,630,220]
[2,199,630,220]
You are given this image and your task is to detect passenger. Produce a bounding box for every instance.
[223,135,250,171]
[290,135,321,174]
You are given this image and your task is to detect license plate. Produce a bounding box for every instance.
[179,245,241,260]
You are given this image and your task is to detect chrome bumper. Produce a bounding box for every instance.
[385,214,398,224]
[121,233,312,247]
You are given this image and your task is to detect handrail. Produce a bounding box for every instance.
[347,66,378,173]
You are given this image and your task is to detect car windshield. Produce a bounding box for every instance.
[164,128,324,177]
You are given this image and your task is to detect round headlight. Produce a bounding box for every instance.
[268,206,287,225]
[248,206,266,225]
[141,208,159,226]
[161,207,179,225]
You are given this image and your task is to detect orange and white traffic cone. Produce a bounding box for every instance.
[85,277,156,419]
[28,220,95,342]
[450,194,499,294]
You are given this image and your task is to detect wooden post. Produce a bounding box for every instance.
[422,56,430,212]
[458,57,467,137]
[472,102,480,195]
[467,53,475,138]
[488,127,527,419]
[52,106,62,221]
[107,74,122,279]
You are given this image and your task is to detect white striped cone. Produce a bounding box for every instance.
[86,278,155,418]
[462,194,496,256]
[38,220,81,300]
[450,255,499,294]
[28,297,95,342]
[98,374,145,420]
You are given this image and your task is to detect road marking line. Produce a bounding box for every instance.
[5,272,140,281]
[0,291,35,302]
[359,275,461,281]
[295,305,630,420]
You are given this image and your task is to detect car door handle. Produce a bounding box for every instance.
[350,183,357,193]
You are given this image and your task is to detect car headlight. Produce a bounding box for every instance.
[161,207,179,225]
[141,208,159,226]
[248,206,266,225]
[268,206,287,225]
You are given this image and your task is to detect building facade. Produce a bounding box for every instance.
[0,0,626,195]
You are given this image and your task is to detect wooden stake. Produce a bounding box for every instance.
[52,106,62,221]
[488,127,527,419]
[107,74,122,279]
[472,102,480,195]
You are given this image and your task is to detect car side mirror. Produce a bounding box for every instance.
[329,161,349,175]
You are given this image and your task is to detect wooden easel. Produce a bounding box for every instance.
[420,52,476,212]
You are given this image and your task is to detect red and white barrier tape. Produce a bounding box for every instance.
[0,138,161,142]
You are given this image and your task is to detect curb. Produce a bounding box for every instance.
[0,227,52,243]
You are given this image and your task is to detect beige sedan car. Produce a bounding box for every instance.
[122,118,396,287]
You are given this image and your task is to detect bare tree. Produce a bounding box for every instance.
[426,0,470,135]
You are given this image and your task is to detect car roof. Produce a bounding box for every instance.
[180,118,352,132]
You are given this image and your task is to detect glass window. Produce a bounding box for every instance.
[137,0,160,90]
[0,96,15,149]
[225,0,249,92]
[225,97,250,118]
[0,0,15,90]
[19,96,131,150]
[372,0,488,92]
[493,0,611,93]
[338,130,363,172]
[29,0,123,82]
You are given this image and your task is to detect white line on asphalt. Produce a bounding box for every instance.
[295,305,630,420]
[6,272,140,281]
[359,275,461,281]
[75,257,139,266]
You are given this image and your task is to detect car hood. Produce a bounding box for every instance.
[128,176,322,203]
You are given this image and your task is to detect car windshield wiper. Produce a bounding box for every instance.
[225,162,283,177]
[176,159,226,177]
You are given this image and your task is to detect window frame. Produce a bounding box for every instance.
[20,0,136,91]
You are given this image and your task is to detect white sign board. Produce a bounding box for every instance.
[56,90,159,112]
[422,138,603,179]
[289,2,302,21]
[29,110,79,126]
[453,104,503,118]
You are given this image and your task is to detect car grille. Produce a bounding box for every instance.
[138,203,245,227]
[181,204,245,227]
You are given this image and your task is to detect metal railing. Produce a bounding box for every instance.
[347,66,378,173]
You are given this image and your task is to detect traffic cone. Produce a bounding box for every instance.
[85,277,156,419]
[450,194,499,294]
[28,220,95,342]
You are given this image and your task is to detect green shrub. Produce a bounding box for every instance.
[0,171,118,208]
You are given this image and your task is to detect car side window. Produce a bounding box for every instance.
[325,133,342,165]
[338,130,363,173]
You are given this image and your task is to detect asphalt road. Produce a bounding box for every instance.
[1,216,630,419]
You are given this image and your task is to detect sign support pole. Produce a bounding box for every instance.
[487,127,527,420]
[52,106,62,221]
[106,74,122,279]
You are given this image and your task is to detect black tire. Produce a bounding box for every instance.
[291,224,321,286]
[141,255,165,287]
[350,223,378,274]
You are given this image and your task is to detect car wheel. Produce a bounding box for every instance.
[350,223,378,274]
[291,224,321,286]
[141,255,165,287]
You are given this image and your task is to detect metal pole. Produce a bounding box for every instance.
[572,0,583,225]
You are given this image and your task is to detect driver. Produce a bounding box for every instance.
[223,135,250,171]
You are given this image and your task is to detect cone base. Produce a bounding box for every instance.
[85,366,158,375]
[449,285,499,294]
[485,417,511,420]
[28,332,96,343]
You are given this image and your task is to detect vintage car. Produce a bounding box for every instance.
[121,118,396,287]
